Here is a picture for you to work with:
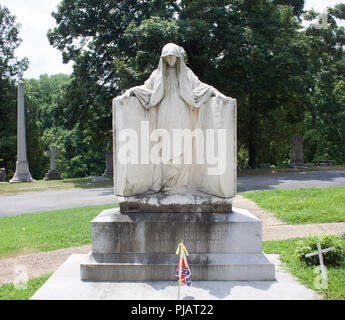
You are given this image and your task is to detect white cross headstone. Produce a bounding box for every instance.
[305,242,335,289]
[45,146,61,171]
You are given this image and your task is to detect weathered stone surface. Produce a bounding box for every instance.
[90,207,261,255]
[103,152,113,177]
[44,170,63,180]
[80,207,275,281]
[32,254,319,300]
[290,134,305,168]
[118,190,232,213]
[0,168,5,182]
[43,146,62,180]
[81,252,275,281]
[10,81,33,183]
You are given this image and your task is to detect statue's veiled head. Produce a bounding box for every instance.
[150,42,195,108]
[161,43,185,67]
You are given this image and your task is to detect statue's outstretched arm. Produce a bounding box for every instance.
[116,70,157,108]
[189,69,232,107]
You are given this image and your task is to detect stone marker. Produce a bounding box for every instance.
[305,243,335,289]
[0,168,6,182]
[80,43,275,282]
[102,152,113,177]
[10,81,34,183]
[44,145,63,180]
[289,134,305,168]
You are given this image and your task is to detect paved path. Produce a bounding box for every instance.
[0,170,344,217]
[233,195,345,241]
[237,170,345,192]
[0,188,117,217]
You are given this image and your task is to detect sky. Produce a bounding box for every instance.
[0,0,344,79]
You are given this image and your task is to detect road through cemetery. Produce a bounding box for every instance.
[0,170,344,217]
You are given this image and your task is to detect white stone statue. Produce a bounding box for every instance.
[113,43,236,199]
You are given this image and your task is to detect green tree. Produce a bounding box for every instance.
[25,73,107,178]
[0,5,30,179]
[48,0,309,168]
[302,4,345,164]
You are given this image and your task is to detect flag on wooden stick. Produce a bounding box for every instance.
[176,242,192,287]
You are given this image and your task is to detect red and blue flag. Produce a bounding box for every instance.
[176,253,192,287]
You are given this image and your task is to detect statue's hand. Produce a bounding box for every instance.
[213,90,228,102]
[213,90,232,103]
[118,88,133,104]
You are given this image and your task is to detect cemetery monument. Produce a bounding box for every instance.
[102,152,113,177]
[10,81,34,183]
[0,168,5,182]
[290,134,305,168]
[44,145,63,180]
[80,43,275,281]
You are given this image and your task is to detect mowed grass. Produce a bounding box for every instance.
[0,177,113,195]
[242,187,345,224]
[0,204,117,259]
[263,237,345,300]
[0,273,52,300]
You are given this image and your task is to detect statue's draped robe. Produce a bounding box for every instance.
[113,52,237,198]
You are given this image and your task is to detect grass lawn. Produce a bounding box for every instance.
[242,187,345,224]
[1,238,344,300]
[0,273,52,300]
[0,204,117,259]
[0,177,113,195]
[263,237,345,300]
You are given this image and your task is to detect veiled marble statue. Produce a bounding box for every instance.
[113,43,237,211]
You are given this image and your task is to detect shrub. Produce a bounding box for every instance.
[294,234,345,266]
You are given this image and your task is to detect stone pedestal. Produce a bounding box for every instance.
[80,207,275,281]
[10,161,33,183]
[44,169,63,180]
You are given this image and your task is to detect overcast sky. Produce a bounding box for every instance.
[1,0,344,79]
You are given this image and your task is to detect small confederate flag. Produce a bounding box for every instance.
[176,244,192,287]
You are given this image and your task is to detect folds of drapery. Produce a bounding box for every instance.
[113,93,236,198]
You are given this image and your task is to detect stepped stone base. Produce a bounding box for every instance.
[44,170,63,180]
[80,207,275,281]
[10,161,33,182]
[118,190,232,213]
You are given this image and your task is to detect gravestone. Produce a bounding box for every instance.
[305,243,335,289]
[0,168,5,182]
[10,81,34,183]
[289,134,305,168]
[80,43,275,282]
[102,152,113,177]
[44,145,63,180]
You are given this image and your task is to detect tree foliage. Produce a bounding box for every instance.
[48,0,320,168]
[302,4,345,164]
[25,74,106,178]
[0,5,36,179]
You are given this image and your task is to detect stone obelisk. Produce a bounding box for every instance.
[10,81,33,183]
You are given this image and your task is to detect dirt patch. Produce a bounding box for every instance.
[0,245,91,286]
